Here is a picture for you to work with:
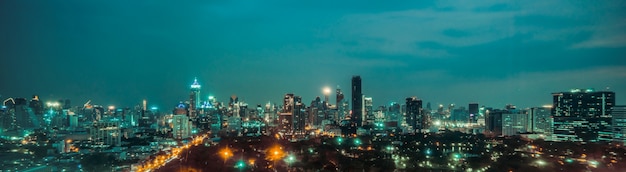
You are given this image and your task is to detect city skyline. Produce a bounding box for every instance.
[1,0,626,108]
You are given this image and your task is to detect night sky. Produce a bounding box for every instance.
[1,0,625,109]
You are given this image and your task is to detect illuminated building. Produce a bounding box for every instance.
[279,94,294,133]
[405,97,424,133]
[612,105,626,143]
[450,107,468,122]
[292,96,306,135]
[172,114,191,139]
[308,97,322,127]
[552,88,615,142]
[1,98,16,131]
[502,112,528,136]
[485,108,503,136]
[388,102,401,123]
[29,95,44,115]
[90,119,121,146]
[189,78,201,119]
[336,87,346,123]
[351,76,363,126]
[14,98,38,130]
[469,103,479,123]
[364,96,374,125]
[529,107,552,134]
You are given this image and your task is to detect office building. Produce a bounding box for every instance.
[469,103,479,123]
[364,96,374,125]
[90,119,121,146]
[529,107,552,134]
[405,97,424,133]
[279,94,294,133]
[613,105,626,143]
[552,89,615,142]
[388,102,401,123]
[172,114,191,139]
[502,113,528,136]
[351,76,363,126]
[189,78,201,119]
[485,108,504,136]
[336,87,345,122]
[293,96,306,135]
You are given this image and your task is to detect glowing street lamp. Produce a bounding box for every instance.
[285,154,296,169]
[235,159,246,170]
[220,147,233,163]
[267,146,285,161]
[354,138,362,146]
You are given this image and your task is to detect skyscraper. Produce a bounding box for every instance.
[189,78,201,119]
[485,108,504,136]
[552,88,615,142]
[279,94,294,133]
[351,76,362,127]
[336,87,349,123]
[469,103,479,123]
[292,96,306,135]
[364,96,373,125]
[502,113,528,136]
[172,114,191,139]
[529,107,552,134]
[405,97,423,133]
[612,105,626,143]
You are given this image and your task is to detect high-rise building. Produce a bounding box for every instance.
[14,98,37,130]
[292,96,306,135]
[90,119,121,146]
[529,107,552,134]
[612,105,626,143]
[388,102,401,123]
[485,108,504,136]
[336,88,344,122]
[351,76,363,126]
[552,88,615,142]
[172,114,191,139]
[469,103,479,123]
[502,113,528,136]
[279,94,295,133]
[405,97,424,133]
[29,95,44,115]
[189,78,201,119]
[364,96,374,125]
[283,94,294,114]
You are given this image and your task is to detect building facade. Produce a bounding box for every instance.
[351,76,363,127]
[552,89,615,142]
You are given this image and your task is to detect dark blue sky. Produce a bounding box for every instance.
[1,0,625,109]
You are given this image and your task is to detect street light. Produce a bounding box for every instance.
[267,145,285,169]
[354,138,362,146]
[285,154,296,169]
[220,147,233,163]
[336,137,343,145]
[235,159,246,170]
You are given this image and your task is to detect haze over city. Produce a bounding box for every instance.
[1,0,625,108]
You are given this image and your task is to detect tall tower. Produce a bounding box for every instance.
[292,96,306,135]
[336,87,345,122]
[469,103,479,123]
[405,97,423,133]
[351,76,363,126]
[189,78,201,118]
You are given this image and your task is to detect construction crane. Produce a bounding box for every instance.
[83,100,93,109]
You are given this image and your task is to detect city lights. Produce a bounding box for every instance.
[2,0,625,171]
